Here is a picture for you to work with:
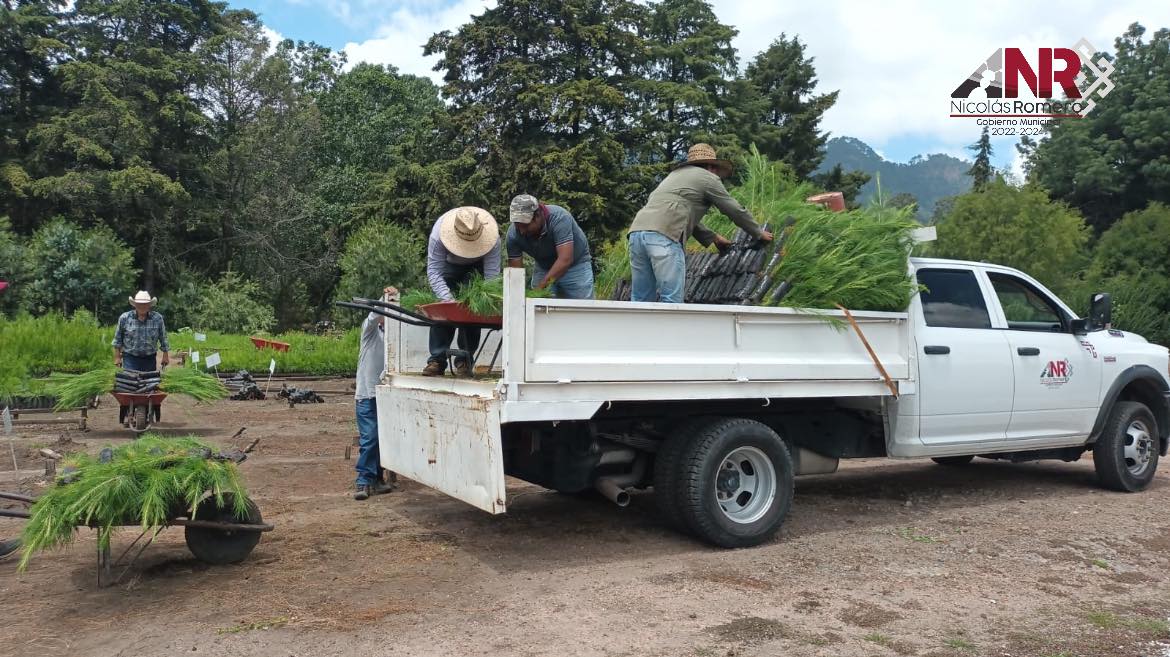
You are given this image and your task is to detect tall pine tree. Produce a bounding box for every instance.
[631,0,738,165]
[967,126,993,191]
[424,0,646,233]
[738,35,837,179]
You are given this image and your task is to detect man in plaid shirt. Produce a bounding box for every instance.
[112,290,171,372]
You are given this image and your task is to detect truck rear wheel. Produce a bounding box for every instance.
[1094,401,1160,492]
[664,417,794,548]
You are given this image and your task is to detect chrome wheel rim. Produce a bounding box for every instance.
[715,446,776,524]
[1123,419,1155,477]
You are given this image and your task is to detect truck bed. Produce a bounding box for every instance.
[383,269,911,422]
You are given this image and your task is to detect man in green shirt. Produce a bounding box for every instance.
[627,144,772,303]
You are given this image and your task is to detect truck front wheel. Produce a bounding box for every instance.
[663,417,794,548]
[1094,401,1160,492]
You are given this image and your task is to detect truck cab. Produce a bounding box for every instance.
[896,259,1170,475]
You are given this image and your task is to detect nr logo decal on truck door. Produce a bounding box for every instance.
[1040,359,1073,387]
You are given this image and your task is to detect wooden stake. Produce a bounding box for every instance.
[836,304,899,399]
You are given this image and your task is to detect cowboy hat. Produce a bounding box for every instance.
[439,207,499,260]
[128,290,157,306]
[672,143,734,177]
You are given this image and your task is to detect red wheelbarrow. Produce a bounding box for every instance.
[113,391,168,433]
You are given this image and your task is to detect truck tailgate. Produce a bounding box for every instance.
[375,378,506,513]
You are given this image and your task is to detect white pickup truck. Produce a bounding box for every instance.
[374,258,1170,548]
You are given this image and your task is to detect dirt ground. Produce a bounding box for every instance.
[2,389,1169,657]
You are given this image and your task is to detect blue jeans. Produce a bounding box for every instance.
[534,260,595,299]
[629,231,685,303]
[122,352,157,372]
[354,397,381,486]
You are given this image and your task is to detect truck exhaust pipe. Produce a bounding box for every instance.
[593,456,646,507]
[595,477,631,507]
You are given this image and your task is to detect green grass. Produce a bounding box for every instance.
[1090,558,1110,569]
[1,315,364,399]
[1085,611,1120,629]
[19,434,250,570]
[863,632,892,646]
[895,527,940,543]
[943,636,976,650]
[1085,610,1170,634]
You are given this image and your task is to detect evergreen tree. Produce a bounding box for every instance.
[739,35,837,179]
[27,0,226,289]
[424,0,646,233]
[810,163,870,209]
[631,0,738,164]
[1025,23,1170,231]
[967,126,993,190]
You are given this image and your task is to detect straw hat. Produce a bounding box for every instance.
[439,207,499,259]
[129,290,157,306]
[672,143,733,177]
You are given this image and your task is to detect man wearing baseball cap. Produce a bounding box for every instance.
[506,194,594,299]
[423,207,502,377]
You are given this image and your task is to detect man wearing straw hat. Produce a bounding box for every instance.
[112,291,171,371]
[423,207,502,377]
[627,143,772,303]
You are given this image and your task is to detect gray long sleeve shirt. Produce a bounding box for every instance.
[426,215,502,300]
[628,165,763,245]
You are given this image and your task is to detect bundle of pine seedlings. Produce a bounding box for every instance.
[50,366,117,411]
[454,274,551,317]
[50,366,228,410]
[693,147,922,312]
[399,288,439,311]
[160,367,229,402]
[18,435,250,570]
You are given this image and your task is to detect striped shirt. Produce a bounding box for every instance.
[112,310,170,356]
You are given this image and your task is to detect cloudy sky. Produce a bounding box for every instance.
[236,0,1170,175]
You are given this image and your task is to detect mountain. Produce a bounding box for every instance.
[817,137,974,220]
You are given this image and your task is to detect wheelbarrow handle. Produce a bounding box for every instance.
[350,297,440,323]
[334,301,435,327]
[0,491,34,504]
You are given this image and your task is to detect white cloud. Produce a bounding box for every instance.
[336,0,1170,150]
[340,0,496,78]
[709,0,1170,151]
[260,26,285,56]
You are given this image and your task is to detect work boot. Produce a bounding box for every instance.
[0,538,21,560]
[354,480,394,501]
[422,361,445,377]
[452,361,472,377]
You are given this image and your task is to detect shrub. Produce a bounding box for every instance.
[188,271,276,334]
[22,217,139,323]
[333,220,425,327]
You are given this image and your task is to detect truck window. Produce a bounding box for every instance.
[916,269,992,329]
[987,272,1065,332]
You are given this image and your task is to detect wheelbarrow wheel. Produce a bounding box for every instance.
[184,495,263,565]
[132,404,148,431]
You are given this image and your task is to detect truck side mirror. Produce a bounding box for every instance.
[1088,292,1112,331]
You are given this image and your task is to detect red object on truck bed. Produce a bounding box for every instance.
[250,337,290,352]
[416,301,503,328]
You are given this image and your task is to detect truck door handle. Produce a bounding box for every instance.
[1017,347,1040,356]
[923,345,950,355]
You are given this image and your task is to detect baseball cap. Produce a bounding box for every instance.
[509,194,539,224]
